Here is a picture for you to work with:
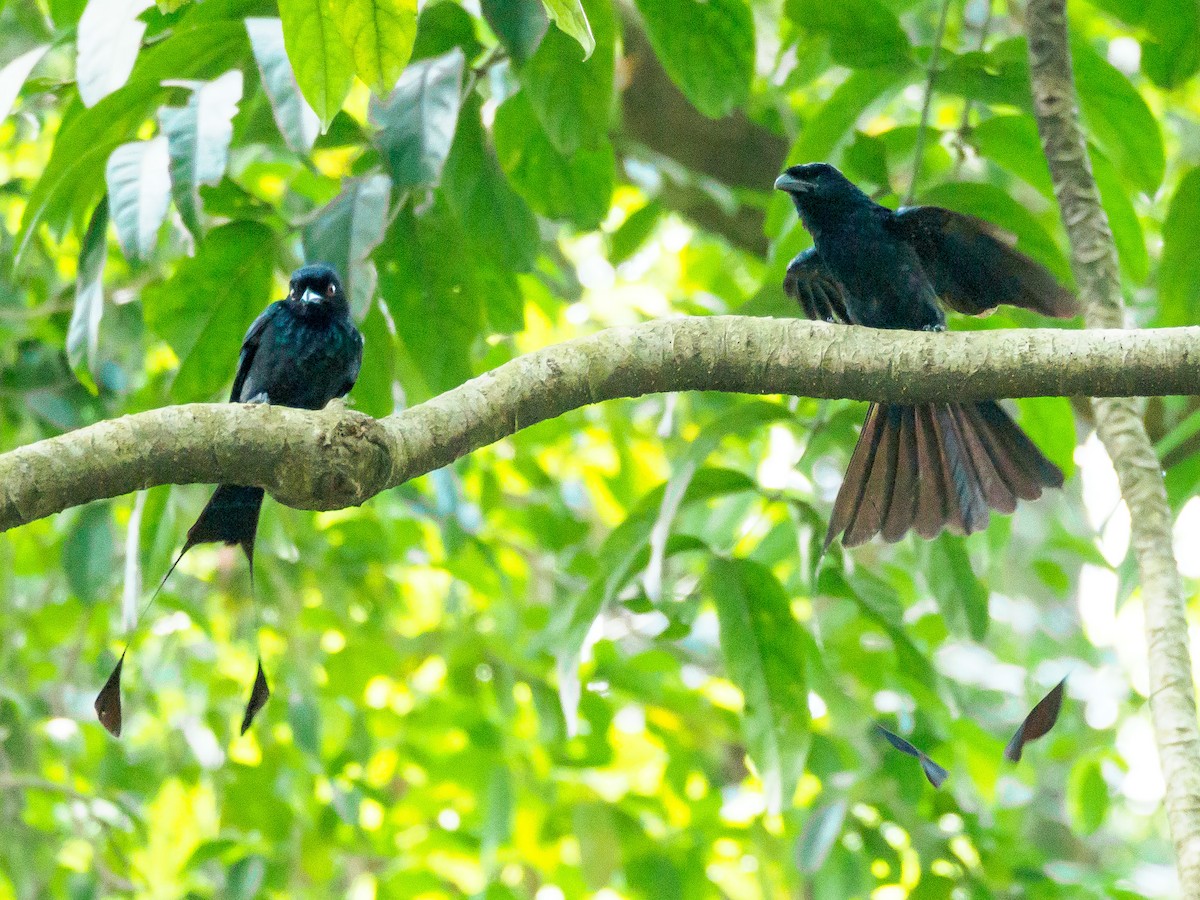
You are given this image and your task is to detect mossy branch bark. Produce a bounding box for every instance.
[1,317,1198,533]
[1026,1,1200,892]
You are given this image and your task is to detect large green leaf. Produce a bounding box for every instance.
[353,297,395,418]
[542,0,595,59]
[278,0,355,128]
[1141,0,1200,89]
[144,221,276,402]
[708,558,810,814]
[104,137,170,263]
[246,17,321,153]
[159,70,243,239]
[337,0,418,96]
[482,0,547,63]
[926,534,988,642]
[63,503,115,603]
[303,173,392,319]
[521,0,613,154]
[76,0,153,106]
[1072,36,1165,194]
[786,0,911,68]
[493,91,614,229]
[633,0,754,118]
[370,48,465,189]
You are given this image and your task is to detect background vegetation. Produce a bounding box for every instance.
[0,0,1196,895]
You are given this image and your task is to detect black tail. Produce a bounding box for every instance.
[824,402,1063,549]
[185,485,264,566]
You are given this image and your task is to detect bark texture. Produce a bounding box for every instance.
[1,317,1199,533]
[1026,1,1200,892]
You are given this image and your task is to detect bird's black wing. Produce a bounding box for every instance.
[889,206,1078,320]
[340,328,364,398]
[229,301,284,403]
[783,247,852,324]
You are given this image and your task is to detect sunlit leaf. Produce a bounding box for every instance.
[786,0,910,68]
[337,0,418,96]
[278,0,355,127]
[542,0,595,59]
[0,44,49,125]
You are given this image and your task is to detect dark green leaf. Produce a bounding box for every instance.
[370,48,466,189]
[64,503,114,602]
[927,534,988,641]
[1156,166,1200,327]
[521,0,613,154]
[353,297,396,418]
[482,0,548,63]
[785,0,910,68]
[1141,0,1200,89]
[493,91,614,229]
[144,221,276,402]
[633,0,754,118]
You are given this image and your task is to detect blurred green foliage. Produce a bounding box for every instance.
[0,0,1195,896]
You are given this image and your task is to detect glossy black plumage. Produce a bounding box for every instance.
[776,163,1078,548]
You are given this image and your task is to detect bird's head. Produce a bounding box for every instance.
[288,264,345,308]
[774,163,869,228]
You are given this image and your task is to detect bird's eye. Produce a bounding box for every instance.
[325,283,336,298]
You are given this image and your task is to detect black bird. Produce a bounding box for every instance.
[775,163,1078,549]
[96,263,363,736]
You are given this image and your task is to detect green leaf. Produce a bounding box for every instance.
[1072,36,1165,194]
[542,0,595,59]
[708,558,809,814]
[337,0,418,96]
[104,137,170,262]
[278,0,355,128]
[64,503,114,603]
[785,0,911,68]
[68,198,108,387]
[370,48,466,189]
[1015,396,1076,480]
[353,297,395,418]
[610,200,662,264]
[493,91,614,229]
[798,799,847,873]
[1068,755,1109,834]
[76,0,153,106]
[158,70,243,239]
[302,173,392,319]
[1141,0,1200,89]
[633,0,754,118]
[246,17,321,154]
[1091,145,1148,284]
[644,401,793,602]
[521,0,613,154]
[482,0,548,63]
[927,534,988,642]
[1156,166,1200,327]
[442,95,539,274]
[144,221,276,402]
[968,114,1054,199]
[0,44,48,125]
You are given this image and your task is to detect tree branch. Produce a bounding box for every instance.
[1,317,1199,533]
[1026,1,1200,893]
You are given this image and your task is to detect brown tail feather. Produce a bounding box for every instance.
[827,401,1063,548]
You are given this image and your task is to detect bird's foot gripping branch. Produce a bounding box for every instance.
[1,318,1199,536]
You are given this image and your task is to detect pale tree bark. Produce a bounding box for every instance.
[1,317,1199,533]
[1026,1,1200,892]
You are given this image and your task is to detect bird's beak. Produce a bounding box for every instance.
[774,173,808,193]
[301,287,322,304]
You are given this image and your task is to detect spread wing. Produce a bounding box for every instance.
[229,301,283,402]
[889,206,1078,319]
[783,247,853,324]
